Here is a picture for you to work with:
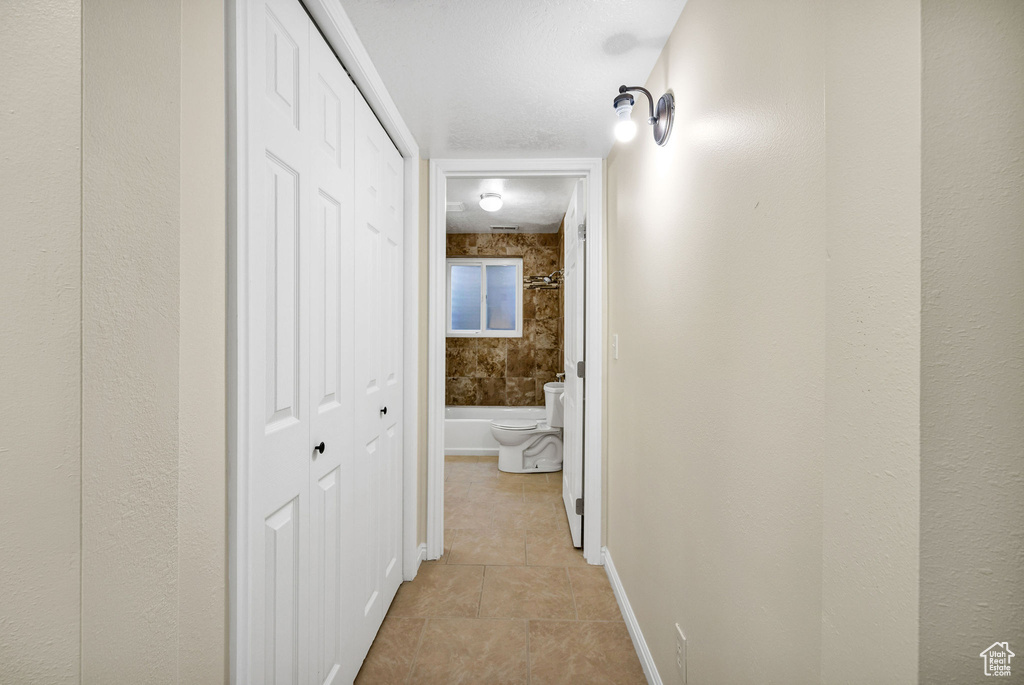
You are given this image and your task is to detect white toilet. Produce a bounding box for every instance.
[490,382,564,473]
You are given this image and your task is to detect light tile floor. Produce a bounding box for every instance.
[355,455,646,684]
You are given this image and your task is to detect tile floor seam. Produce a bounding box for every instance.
[566,566,579,621]
[403,617,430,685]
[526,617,532,685]
[526,617,625,623]
[446,528,457,563]
[476,565,487,618]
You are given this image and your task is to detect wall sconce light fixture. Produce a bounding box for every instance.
[479,193,503,212]
[613,85,674,146]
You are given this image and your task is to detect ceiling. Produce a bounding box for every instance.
[446,177,577,233]
[338,0,688,159]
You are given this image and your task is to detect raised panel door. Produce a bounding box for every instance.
[248,0,312,681]
[245,2,404,682]
[562,181,585,548]
[378,140,404,607]
[351,94,405,665]
[350,94,385,665]
[307,24,355,685]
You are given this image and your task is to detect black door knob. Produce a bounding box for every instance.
[314,441,325,454]
[380,406,388,415]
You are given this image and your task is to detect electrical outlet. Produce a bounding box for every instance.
[612,334,619,360]
[675,623,687,684]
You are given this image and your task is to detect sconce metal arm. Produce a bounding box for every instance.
[619,85,657,124]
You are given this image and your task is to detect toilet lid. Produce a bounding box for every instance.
[492,419,538,430]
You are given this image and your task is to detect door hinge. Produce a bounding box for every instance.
[576,360,585,378]
[578,222,586,242]
[575,497,584,516]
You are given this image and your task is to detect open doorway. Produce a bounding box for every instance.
[426,159,605,566]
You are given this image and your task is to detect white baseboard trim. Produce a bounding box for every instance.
[603,546,663,685]
[404,543,427,581]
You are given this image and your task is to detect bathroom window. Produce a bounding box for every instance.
[446,257,523,337]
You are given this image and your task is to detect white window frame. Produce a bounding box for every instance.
[446,256,523,337]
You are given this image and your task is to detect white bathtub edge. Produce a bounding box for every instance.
[444,405,545,457]
[444,447,499,457]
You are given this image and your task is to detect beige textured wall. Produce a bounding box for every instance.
[82,0,182,678]
[82,0,227,680]
[0,1,82,682]
[820,2,921,682]
[607,2,827,679]
[2,1,226,680]
[605,1,921,681]
[920,2,1024,681]
[179,0,228,680]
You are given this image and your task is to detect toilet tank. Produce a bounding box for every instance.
[543,382,565,428]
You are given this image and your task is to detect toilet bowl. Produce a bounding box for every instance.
[491,382,564,473]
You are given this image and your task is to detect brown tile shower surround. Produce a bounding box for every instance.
[354,455,646,684]
[446,230,565,406]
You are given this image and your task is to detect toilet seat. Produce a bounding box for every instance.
[491,419,539,430]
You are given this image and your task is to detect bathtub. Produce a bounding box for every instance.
[444,405,546,456]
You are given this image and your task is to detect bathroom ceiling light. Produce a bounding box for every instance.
[479,193,503,212]
[613,85,674,146]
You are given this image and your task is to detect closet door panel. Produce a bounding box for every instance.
[248,0,312,682]
[350,92,405,659]
[350,94,386,662]
[311,468,342,685]
[308,22,355,685]
[245,2,404,681]
[379,143,404,606]
[264,499,302,685]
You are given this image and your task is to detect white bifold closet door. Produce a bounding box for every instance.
[350,89,405,661]
[245,0,404,682]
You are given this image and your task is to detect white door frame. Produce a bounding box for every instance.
[428,158,604,565]
[227,1,421,682]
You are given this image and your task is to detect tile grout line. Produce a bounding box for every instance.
[403,617,430,685]
[526,617,532,685]
[444,528,457,564]
[521,617,626,623]
[476,565,486,618]
[566,566,580,621]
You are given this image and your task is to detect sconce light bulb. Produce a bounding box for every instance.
[615,118,637,142]
[613,95,637,143]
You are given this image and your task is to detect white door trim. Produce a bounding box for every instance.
[227,1,420,682]
[428,158,604,566]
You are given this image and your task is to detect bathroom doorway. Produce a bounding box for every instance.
[427,159,605,566]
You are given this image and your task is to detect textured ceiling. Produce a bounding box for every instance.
[339,0,688,158]
[446,177,578,233]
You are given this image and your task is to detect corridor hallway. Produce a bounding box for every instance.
[354,455,645,684]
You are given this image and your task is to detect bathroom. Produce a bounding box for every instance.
[443,176,575,474]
